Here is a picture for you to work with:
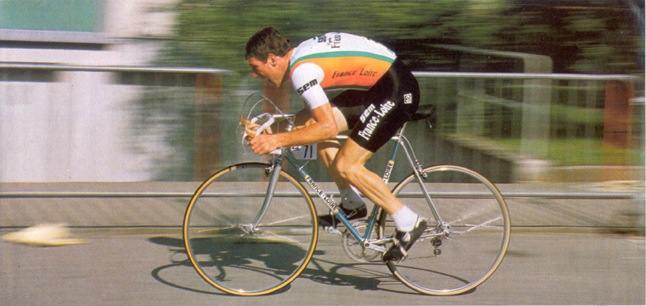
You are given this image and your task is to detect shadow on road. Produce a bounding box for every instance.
[147,236,424,296]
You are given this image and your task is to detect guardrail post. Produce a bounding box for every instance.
[602,80,634,178]
[193,73,223,180]
[520,78,552,159]
[519,55,552,160]
[631,96,645,183]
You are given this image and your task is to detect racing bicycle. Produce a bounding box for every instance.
[182,94,511,296]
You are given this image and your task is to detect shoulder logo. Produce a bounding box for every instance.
[297,79,318,95]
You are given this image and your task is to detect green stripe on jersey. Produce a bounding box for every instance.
[289,51,395,71]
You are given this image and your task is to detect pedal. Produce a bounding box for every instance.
[382,244,409,263]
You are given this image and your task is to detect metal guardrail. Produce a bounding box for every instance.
[0,190,639,199]
[0,62,230,74]
[411,70,642,173]
[2,63,635,80]
[1,64,641,183]
[412,71,639,81]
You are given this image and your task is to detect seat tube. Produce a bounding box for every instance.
[399,138,444,224]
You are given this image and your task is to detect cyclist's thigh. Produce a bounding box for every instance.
[294,106,350,133]
[349,101,408,153]
[347,59,420,153]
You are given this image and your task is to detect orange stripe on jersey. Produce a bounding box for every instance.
[290,53,393,90]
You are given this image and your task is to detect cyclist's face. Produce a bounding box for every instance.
[248,56,282,87]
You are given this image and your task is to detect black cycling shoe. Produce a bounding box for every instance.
[383,218,427,262]
[317,205,367,227]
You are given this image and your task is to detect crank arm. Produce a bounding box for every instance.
[366,243,387,253]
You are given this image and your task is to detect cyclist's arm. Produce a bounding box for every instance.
[248,103,337,155]
[277,64,339,145]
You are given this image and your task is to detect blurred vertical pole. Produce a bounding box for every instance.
[193,74,223,180]
[519,56,552,160]
[630,97,645,183]
[602,80,634,180]
[0,68,5,182]
[263,81,291,113]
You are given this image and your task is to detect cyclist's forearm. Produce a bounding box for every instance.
[275,119,337,147]
[274,103,338,147]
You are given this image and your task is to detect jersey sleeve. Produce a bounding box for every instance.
[291,62,329,110]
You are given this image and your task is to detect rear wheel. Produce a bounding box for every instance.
[378,165,510,295]
[183,162,318,296]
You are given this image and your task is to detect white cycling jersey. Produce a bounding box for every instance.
[288,32,397,110]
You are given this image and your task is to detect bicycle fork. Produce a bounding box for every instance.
[247,153,285,230]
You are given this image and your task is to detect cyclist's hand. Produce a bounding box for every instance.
[240,114,258,139]
[240,114,272,140]
[244,123,260,140]
[248,133,281,155]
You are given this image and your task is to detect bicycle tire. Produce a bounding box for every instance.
[378,165,511,295]
[183,162,318,296]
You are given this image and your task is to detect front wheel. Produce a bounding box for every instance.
[183,162,318,296]
[378,165,511,295]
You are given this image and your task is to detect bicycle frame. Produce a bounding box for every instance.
[252,120,446,254]
[187,96,509,295]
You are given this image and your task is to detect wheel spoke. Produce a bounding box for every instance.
[183,163,318,296]
[379,165,510,295]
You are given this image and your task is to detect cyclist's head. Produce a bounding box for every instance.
[245,26,291,63]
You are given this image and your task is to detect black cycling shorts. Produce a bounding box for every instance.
[331,58,420,152]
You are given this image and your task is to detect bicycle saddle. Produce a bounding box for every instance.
[408,104,436,126]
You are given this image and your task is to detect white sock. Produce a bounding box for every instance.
[391,205,419,232]
[339,186,364,210]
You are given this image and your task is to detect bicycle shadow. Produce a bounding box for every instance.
[148,236,475,296]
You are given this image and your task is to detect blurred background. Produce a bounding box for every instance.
[0,0,643,184]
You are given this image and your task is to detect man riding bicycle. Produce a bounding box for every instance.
[245,26,426,261]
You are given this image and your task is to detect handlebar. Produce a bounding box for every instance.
[239,112,297,155]
[239,113,275,138]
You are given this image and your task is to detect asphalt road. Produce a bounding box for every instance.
[1,229,644,305]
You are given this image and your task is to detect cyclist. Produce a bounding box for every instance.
[245,26,426,261]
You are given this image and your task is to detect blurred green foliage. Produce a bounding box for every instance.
[158,0,644,75]
[143,0,644,180]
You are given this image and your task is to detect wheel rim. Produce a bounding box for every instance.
[183,163,318,295]
[381,165,510,295]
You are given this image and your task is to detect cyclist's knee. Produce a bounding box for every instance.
[332,140,372,182]
[333,157,359,182]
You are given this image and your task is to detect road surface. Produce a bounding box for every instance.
[1,228,644,305]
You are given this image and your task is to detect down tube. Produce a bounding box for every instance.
[284,154,366,241]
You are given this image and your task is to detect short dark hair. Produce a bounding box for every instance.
[245,26,291,62]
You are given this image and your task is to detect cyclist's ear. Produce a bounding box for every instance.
[267,54,279,66]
